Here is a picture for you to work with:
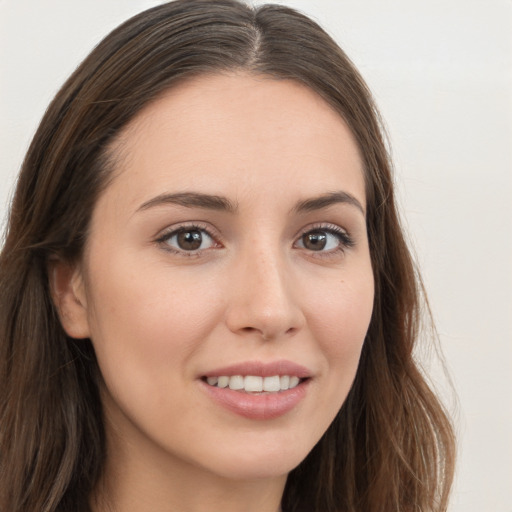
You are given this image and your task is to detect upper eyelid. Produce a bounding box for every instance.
[293,222,351,239]
[155,221,220,241]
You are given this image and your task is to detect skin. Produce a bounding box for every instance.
[53,73,374,512]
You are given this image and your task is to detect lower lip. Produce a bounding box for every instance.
[200,380,309,420]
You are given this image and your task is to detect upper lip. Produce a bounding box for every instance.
[201,360,312,379]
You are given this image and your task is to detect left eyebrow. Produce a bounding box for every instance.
[137,192,238,213]
[293,191,365,216]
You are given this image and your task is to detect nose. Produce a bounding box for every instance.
[224,245,305,341]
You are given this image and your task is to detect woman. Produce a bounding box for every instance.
[0,1,455,511]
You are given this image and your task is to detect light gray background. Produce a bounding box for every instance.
[1,1,511,510]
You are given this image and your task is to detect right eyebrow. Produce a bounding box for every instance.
[137,192,238,213]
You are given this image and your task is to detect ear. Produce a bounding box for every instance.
[48,258,91,339]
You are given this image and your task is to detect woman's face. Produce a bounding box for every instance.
[68,73,374,482]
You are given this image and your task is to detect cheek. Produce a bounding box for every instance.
[305,264,374,386]
[309,265,374,343]
[286,263,374,442]
[83,251,222,392]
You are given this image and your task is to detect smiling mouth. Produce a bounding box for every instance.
[202,375,307,393]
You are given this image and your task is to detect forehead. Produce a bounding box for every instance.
[106,72,365,210]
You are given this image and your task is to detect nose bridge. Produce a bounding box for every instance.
[250,243,287,303]
[226,235,303,339]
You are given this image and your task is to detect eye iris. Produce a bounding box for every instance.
[177,230,203,250]
[303,231,327,251]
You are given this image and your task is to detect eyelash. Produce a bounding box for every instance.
[294,223,355,256]
[156,222,220,257]
[155,222,354,257]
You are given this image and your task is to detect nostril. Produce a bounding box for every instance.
[237,325,299,340]
[239,326,271,341]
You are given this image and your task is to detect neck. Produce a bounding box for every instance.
[91,470,284,512]
[92,460,286,512]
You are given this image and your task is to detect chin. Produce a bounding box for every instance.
[196,434,314,481]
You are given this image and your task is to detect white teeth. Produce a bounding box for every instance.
[217,376,229,388]
[289,376,300,389]
[263,375,281,392]
[228,375,244,390]
[244,375,263,392]
[206,374,303,393]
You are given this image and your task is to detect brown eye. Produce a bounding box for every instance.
[162,227,216,253]
[177,230,203,250]
[301,231,327,251]
[296,227,353,253]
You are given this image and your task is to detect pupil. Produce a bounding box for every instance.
[177,230,202,250]
[303,231,327,251]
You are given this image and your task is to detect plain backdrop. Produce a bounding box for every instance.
[1,1,511,511]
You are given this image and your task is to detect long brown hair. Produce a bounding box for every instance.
[0,1,455,510]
